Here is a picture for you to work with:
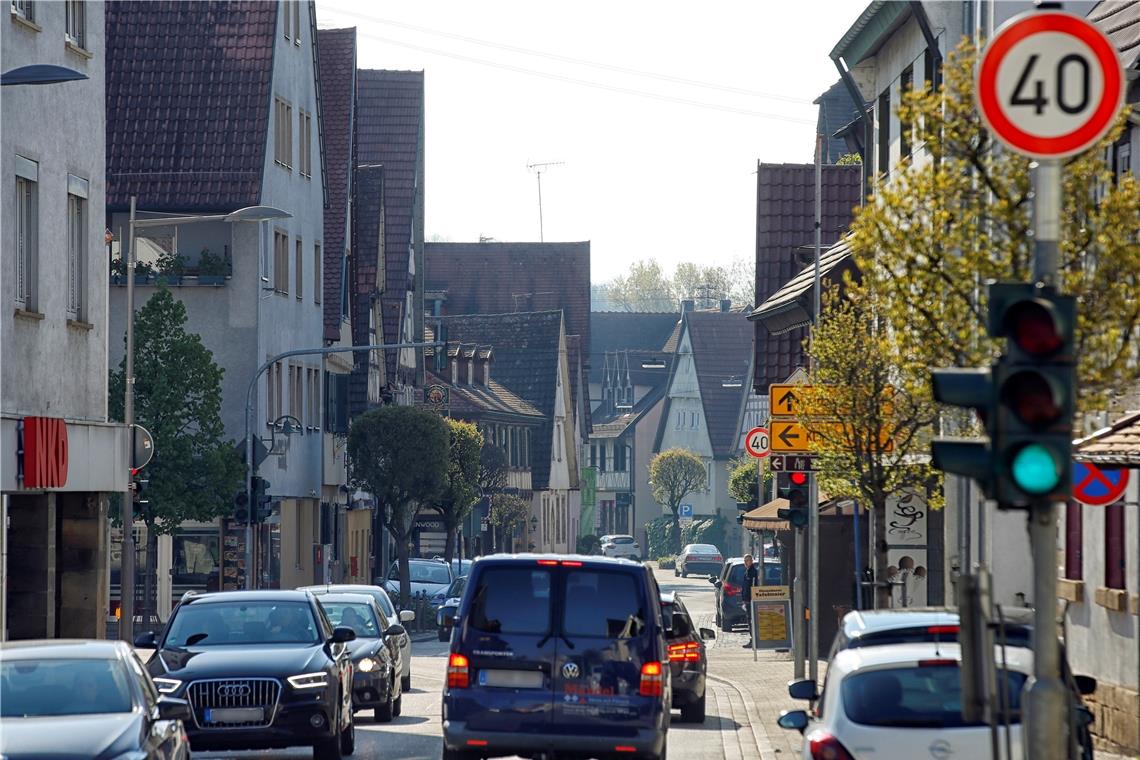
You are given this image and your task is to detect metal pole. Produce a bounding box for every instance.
[852,499,862,610]
[1024,158,1065,760]
[793,526,805,679]
[121,197,137,642]
[536,170,544,243]
[813,133,822,322]
[808,474,820,684]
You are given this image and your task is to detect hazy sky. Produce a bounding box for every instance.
[317,2,861,283]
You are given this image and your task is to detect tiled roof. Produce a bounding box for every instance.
[749,238,856,334]
[588,312,679,385]
[1074,411,1140,465]
[686,311,754,457]
[357,69,424,377]
[424,372,543,420]
[1090,1,1140,67]
[590,384,666,440]
[316,28,356,341]
[440,311,564,490]
[815,79,862,163]
[752,163,862,393]
[106,1,277,211]
[425,242,592,355]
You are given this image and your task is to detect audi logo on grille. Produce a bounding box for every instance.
[218,684,251,697]
[561,662,580,679]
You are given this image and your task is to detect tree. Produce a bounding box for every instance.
[348,406,449,602]
[727,455,771,506]
[478,442,509,552]
[602,257,755,313]
[437,419,483,564]
[489,494,530,553]
[605,260,676,311]
[648,448,707,553]
[109,288,243,621]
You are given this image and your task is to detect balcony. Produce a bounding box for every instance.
[597,470,631,491]
[110,245,233,287]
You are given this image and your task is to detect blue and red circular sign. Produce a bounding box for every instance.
[1072,461,1130,506]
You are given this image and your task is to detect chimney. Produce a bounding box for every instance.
[720,299,732,312]
[681,299,695,312]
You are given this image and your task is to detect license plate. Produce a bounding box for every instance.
[205,707,264,723]
[477,669,544,688]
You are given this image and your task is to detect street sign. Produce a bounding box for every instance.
[1072,461,1130,506]
[771,420,809,453]
[678,504,694,519]
[769,454,817,473]
[745,426,770,459]
[977,10,1125,159]
[769,384,815,417]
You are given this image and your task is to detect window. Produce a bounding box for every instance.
[313,243,321,303]
[266,363,276,424]
[11,0,34,22]
[290,365,302,420]
[878,88,890,176]
[274,98,293,169]
[1115,137,1131,179]
[563,571,644,639]
[14,158,38,311]
[522,428,530,468]
[295,238,303,299]
[598,443,607,472]
[923,46,936,90]
[308,368,319,429]
[281,0,290,40]
[469,568,551,635]
[614,444,627,472]
[1106,502,1126,590]
[293,0,301,42]
[64,0,84,48]
[1064,502,1082,581]
[273,230,288,293]
[841,665,1027,728]
[298,110,312,178]
[274,361,283,419]
[900,64,913,160]
[66,175,88,321]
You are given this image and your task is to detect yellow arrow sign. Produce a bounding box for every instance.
[771,420,810,452]
[769,384,812,417]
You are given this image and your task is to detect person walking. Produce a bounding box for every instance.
[740,554,759,647]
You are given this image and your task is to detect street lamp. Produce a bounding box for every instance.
[1,64,87,86]
[640,357,667,370]
[119,197,290,642]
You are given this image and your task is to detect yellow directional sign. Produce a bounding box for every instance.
[771,420,810,452]
[769,384,813,418]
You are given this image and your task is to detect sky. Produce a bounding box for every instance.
[316,1,861,283]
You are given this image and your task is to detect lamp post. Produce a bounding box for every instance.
[119,199,290,641]
[1,64,86,86]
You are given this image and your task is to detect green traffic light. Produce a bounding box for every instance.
[1010,444,1061,495]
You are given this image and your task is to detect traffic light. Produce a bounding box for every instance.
[987,283,1075,506]
[251,476,273,523]
[777,471,809,529]
[930,365,997,498]
[434,324,449,373]
[130,468,150,514]
[233,489,250,523]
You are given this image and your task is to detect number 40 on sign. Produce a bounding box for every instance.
[745,427,770,459]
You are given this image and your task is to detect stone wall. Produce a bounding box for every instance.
[1086,681,1139,756]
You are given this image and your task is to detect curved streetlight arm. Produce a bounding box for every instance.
[242,340,442,589]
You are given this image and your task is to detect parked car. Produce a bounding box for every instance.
[600,533,641,560]
[300,583,415,691]
[0,639,192,760]
[660,592,715,723]
[710,557,749,631]
[778,643,1031,760]
[382,558,454,600]
[441,555,671,760]
[135,590,356,760]
[449,558,474,578]
[314,593,405,723]
[675,543,723,578]
[434,575,468,641]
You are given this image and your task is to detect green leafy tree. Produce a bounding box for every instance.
[606,260,676,311]
[437,419,484,564]
[348,406,449,601]
[727,455,772,506]
[478,442,509,552]
[109,288,243,619]
[489,494,530,553]
[649,448,707,553]
[836,152,863,165]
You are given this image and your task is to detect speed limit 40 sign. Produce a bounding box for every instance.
[977,11,1124,159]
[745,427,770,459]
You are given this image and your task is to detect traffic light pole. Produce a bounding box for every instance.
[1026,158,1066,760]
[242,340,442,590]
[808,473,819,685]
[792,526,804,680]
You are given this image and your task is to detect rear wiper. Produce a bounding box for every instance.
[559,634,575,650]
[536,632,575,649]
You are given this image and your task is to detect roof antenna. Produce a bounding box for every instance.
[527,161,564,243]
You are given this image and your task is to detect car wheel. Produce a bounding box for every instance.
[339,708,355,756]
[374,678,395,723]
[681,571,688,579]
[438,626,449,642]
[392,691,403,718]
[402,673,411,692]
[674,567,679,577]
[441,748,476,760]
[641,738,666,760]
[680,693,706,723]
[313,711,343,760]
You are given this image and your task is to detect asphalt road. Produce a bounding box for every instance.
[194,569,745,760]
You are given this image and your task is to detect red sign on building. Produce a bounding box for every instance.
[22,416,69,489]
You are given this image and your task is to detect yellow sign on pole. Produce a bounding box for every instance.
[769,384,814,418]
[771,420,810,452]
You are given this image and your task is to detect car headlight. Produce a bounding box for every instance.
[153,677,182,694]
[357,657,378,673]
[287,672,329,689]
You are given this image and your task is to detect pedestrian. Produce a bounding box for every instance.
[740,553,759,647]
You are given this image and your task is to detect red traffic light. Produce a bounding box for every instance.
[1004,299,1063,357]
[789,471,808,486]
[999,370,1063,427]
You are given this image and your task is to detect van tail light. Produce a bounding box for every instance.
[918,659,958,667]
[722,582,741,597]
[447,653,470,689]
[926,625,959,635]
[639,661,664,697]
[807,730,856,760]
[668,642,701,662]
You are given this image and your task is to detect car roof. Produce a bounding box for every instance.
[832,642,1034,677]
[300,584,385,593]
[472,552,645,569]
[314,592,378,606]
[183,590,314,604]
[0,639,132,661]
[840,608,960,638]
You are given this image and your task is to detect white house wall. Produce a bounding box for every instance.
[657,328,719,517]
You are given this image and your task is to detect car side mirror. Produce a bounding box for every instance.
[399,609,415,623]
[777,709,809,733]
[331,626,357,643]
[133,631,157,648]
[787,679,819,701]
[1074,674,1097,696]
[700,628,716,640]
[384,623,406,638]
[156,696,193,722]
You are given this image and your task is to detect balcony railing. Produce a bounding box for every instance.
[597,470,631,491]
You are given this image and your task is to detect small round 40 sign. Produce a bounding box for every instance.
[745,427,770,459]
[977,11,1124,159]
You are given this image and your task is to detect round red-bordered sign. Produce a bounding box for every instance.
[745,427,770,459]
[977,11,1124,159]
[1072,461,1130,506]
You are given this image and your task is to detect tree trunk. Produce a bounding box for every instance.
[395,530,412,606]
[443,524,456,567]
[873,501,891,610]
[669,505,681,554]
[142,521,157,629]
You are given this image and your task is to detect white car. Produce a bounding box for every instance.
[777,642,1030,760]
[600,534,641,560]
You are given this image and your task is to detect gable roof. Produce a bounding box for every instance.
[316,27,356,341]
[1089,1,1140,67]
[685,311,754,457]
[1074,411,1140,465]
[106,1,278,211]
[440,311,565,489]
[424,371,543,420]
[356,69,424,376]
[425,242,592,356]
[753,163,862,393]
[749,238,856,334]
[588,312,679,385]
[815,79,862,163]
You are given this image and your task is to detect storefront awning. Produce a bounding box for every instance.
[742,489,846,532]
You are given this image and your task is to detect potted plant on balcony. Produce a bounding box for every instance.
[196,248,228,286]
[155,250,185,286]
[133,260,155,286]
[110,255,126,285]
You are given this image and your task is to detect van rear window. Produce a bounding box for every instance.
[563,571,645,639]
[469,568,551,635]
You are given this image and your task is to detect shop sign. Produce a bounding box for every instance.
[19,416,69,489]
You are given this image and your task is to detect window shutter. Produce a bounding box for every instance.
[1064,502,1082,580]
[1106,503,1125,589]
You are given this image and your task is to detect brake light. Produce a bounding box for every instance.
[561,560,583,567]
[639,661,664,697]
[926,625,959,635]
[447,653,470,689]
[807,730,856,760]
[668,642,701,662]
[537,559,558,566]
[614,747,637,753]
[723,582,740,597]
[918,659,958,667]
[466,740,488,747]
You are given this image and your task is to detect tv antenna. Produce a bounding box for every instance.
[527,161,564,242]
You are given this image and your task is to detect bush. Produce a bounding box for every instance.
[656,556,676,570]
[577,534,601,555]
[647,514,729,558]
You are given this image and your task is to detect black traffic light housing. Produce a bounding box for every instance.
[251,476,273,523]
[130,468,150,515]
[930,367,997,498]
[777,471,809,529]
[434,324,449,373]
[234,489,250,523]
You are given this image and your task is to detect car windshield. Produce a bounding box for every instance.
[165,601,319,646]
[563,570,645,639]
[841,664,1028,728]
[393,562,452,584]
[611,536,635,545]
[1,658,133,717]
[447,577,467,597]
[687,544,718,554]
[320,602,380,638]
[469,567,551,635]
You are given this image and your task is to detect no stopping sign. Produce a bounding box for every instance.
[977,11,1124,158]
